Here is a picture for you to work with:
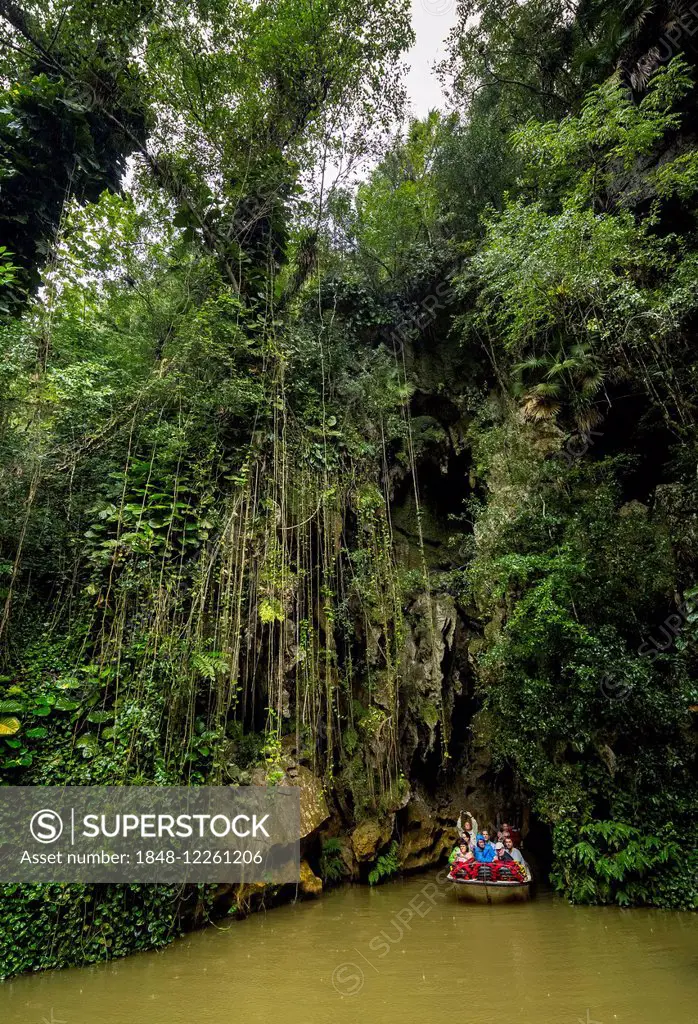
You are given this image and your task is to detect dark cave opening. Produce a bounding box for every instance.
[589,388,678,503]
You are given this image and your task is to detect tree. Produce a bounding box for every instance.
[0,0,414,299]
[354,112,443,283]
[0,1,151,309]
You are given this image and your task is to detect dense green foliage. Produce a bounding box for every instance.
[0,882,185,978]
[1,0,697,979]
[459,53,698,909]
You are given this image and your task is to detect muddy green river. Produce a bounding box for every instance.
[5,874,697,1023]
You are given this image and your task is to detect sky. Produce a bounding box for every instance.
[405,0,460,117]
[320,1,460,187]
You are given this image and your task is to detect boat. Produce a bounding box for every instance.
[449,876,530,904]
[448,861,532,904]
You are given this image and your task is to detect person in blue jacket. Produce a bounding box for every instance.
[474,833,496,862]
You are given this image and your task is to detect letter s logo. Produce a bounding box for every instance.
[30,809,64,844]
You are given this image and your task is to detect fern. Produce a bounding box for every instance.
[368,840,400,886]
[319,838,345,883]
[565,821,682,906]
[190,651,230,680]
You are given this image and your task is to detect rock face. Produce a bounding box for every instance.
[351,816,394,861]
[286,764,330,838]
[250,762,330,839]
[299,859,323,896]
[336,837,358,878]
[398,793,458,872]
[399,592,459,766]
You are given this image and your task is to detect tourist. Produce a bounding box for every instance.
[474,833,496,863]
[500,836,524,863]
[449,840,473,867]
[481,829,495,855]
[508,823,523,848]
[458,843,474,865]
[456,809,478,850]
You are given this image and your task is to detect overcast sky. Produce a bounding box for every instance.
[405,0,459,117]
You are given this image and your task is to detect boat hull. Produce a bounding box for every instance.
[450,879,530,904]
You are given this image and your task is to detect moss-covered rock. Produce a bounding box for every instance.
[351,816,394,861]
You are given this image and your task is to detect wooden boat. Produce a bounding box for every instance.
[450,876,530,904]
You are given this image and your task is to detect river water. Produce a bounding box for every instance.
[5,874,697,1024]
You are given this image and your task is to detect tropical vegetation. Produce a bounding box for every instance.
[1,0,697,978]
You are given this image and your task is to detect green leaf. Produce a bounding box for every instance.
[75,733,100,758]
[25,726,48,739]
[86,710,113,724]
[54,696,80,711]
[57,677,83,689]
[0,716,21,736]
[0,699,24,713]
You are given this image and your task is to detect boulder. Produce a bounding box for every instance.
[247,763,329,839]
[299,859,323,897]
[351,816,394,861]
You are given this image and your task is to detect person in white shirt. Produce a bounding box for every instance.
[500,835,524,863]
[456,809,478,851]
